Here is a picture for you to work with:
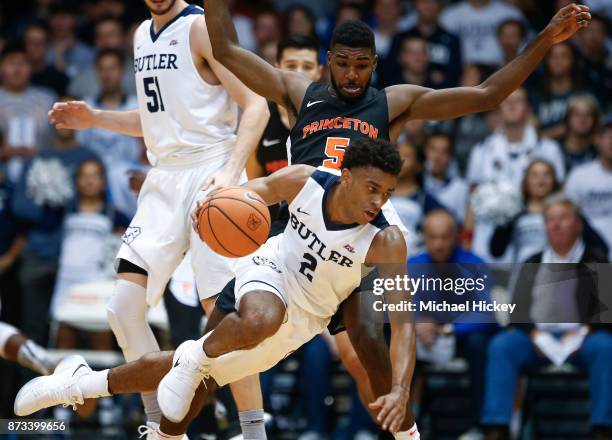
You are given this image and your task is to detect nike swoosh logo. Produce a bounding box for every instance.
[262,138,281,147]
[296,207,310,215]
[72,364,87,376]
[306,100,324,108]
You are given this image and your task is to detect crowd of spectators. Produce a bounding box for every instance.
[0,0,611,439]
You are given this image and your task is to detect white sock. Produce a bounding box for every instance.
[239,409,267,439]
[189,331,214,365]
[78,369,111,399]
[394,423,420,440]
[155,428,184,440]
[0,321,19,357]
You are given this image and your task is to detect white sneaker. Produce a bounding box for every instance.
[158,340,211,423]
[14,355,90,416]
[137,421,191,439]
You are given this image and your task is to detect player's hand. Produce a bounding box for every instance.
[544,3,590,45]
[191,199,206,234]
[201,169,240,193]
[48,101,96,130]
[368,385,409,433]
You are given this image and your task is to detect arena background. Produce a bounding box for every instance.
[0,0,611,439]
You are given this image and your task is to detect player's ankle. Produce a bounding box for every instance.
[78,369,111,399]
[393,423,420,440]
[155,428,184,440]
[239,409,267,439]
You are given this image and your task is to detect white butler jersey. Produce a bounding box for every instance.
[275,169,396,318]
[133,4,238,166]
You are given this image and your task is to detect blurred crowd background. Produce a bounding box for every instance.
[0,0,611,439]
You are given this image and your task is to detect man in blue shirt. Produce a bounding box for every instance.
[408,210,498,436]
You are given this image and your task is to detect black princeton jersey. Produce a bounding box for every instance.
[257,100,290,176]
[288,82,390,169]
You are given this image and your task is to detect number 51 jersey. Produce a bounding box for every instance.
[133,4,238,166]
[276,169,398,319]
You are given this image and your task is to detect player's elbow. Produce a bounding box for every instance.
[477,84,505,111]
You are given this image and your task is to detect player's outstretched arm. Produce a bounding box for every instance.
[203,0,310,111]
[242,164,314,206]
[48,101,143,137]
[386,3,591,122]
[365,227,415,433]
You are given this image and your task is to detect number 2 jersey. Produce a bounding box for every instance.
[267,168,396,319]
[133,4,238,166]
[288,82,390,168]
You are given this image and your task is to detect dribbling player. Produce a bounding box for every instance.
[47,0,268,438]
[15,139,418,438]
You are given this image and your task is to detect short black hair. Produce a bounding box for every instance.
[497,18,526,39]
[330,20,376,53]
[96,48,124,66]
[424,131,454,154]
[277,34,320,63]
[1,43,27,61]
[342,138,402,175]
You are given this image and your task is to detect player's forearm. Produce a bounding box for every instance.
[224,97,270,179]
[479,30,554,109]
[92,109,143,137]
[390,320,416,393]
[204,0,287,103]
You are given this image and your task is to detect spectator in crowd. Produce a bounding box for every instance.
[371,0,405,59]
[76,48,140,217]
[530,42,586,139]
[386,0,462,88]
[409,210,497,438]
[565,114,612,260]
[558,93,601,173]
[576,13,612,110]
[396,118,429,151]
[11,116,98,347]
[466,88,565,261]
[423,132,469,224]
[481,195,611,440]
[46,2,95,78]
[0,44,56,182]
[52,159,129,350]
[391,141,447,255]
[253,9,282,59]
[497,19,526,67]
[23,22,69,96]
[393,36,444,88]
[440,0,524,66]
[491,159,560,262]
[286,5,318,38]
[69,16,135,99]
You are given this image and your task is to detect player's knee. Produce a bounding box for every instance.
[239,294,285,344]
[106,280,148,348]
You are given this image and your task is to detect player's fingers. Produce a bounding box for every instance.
[578,20,590,28]
[368,396,384,410]
[376,400,392,424]
[56,123,66,129]
[381,406,400,431]
[578,4,589,11]
[577,12,591,21]
[388,409,405,433]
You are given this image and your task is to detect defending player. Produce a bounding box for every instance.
[47,0,269,438]
[15,139,417,438]
[201,1,591,436]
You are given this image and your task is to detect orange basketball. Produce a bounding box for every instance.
[198,187,271,258]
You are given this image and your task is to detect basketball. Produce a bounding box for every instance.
[198,187,271,258]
